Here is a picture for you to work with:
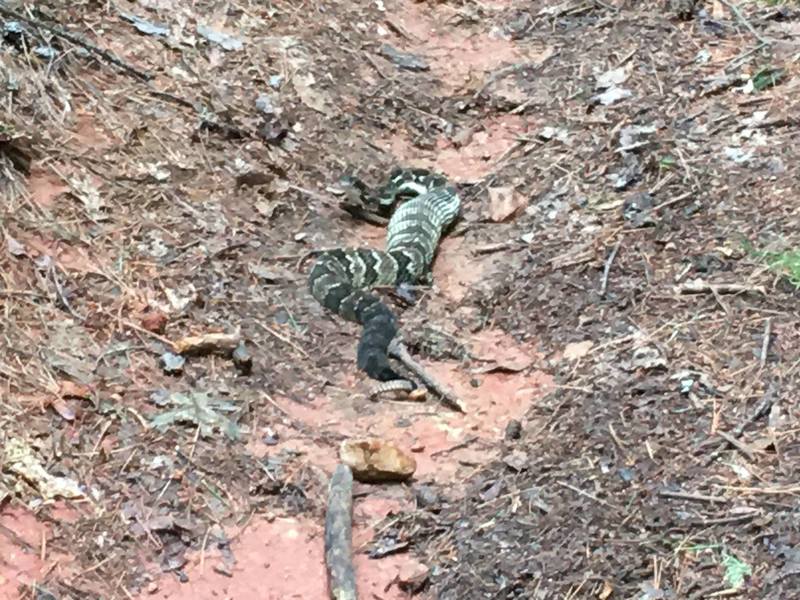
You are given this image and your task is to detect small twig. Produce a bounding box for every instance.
[557,481,617,509]
[119,318,175,349]
[256,322,310,359]
[324,464,357,600]
[363,51,389,79]
[0,289,49,299]
[173,331,241,356]
[599,240,621,297]
[716,430,755,461]
[652,191,693,212]
[49,263,85,321]
[0,4,153,81]
[384,17,415,41]
[725,42,768,73]
[658,489,728,504]
[430,436,480,458]
[472,240,525,255]
[388,340,467,413]
[689,510,759,527]
[759,317,772,369]
[733,383,777,438]
[288,184,339,209]
[676,280,766,296]
[607,422,627,451]
[717,0,772,46]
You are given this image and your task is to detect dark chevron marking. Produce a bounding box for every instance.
[308,169,461,384]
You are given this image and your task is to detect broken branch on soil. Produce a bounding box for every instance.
[676,281,766,296]
[717,0,771,46]
[472,240,526,255]
[324,464,357,600]
[652,191,693,212]
[430,436,480,458]
[256,322,310,358]
[388,339,467,413]
[557,481,617,509]
[658,489,728,504]
[599,240,621,297]
[173,331,242,356]
[0,5,153,81]
[715,430,755,461]
[759,317,772,369]
[48,263,85,321]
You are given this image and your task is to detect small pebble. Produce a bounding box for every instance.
[415,484,440,509]
[504,419,522,440]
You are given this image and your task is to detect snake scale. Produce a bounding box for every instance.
[308,168,461,390]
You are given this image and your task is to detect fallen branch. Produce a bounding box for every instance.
[759,317,772,369]
[324,464,357,600]
[717,0,771,46]
[472,240,526,256]
[716,430,755,461]
[599,240,621,297]
[658,489,728,504]
[675,280,766,295]
[0,4,153,81]
[388,340,467,413]
[173,331,241,356]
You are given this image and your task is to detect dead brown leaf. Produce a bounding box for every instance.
[141,310,168,334]
[487,186,526,222]
[59,380,92,399]
[563,341,593,361]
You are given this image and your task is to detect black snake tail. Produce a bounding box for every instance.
[356,300,400,382]
[308,169,461,386]
[309,248,404,382]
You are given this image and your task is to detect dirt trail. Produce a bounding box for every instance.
[131,3,552,598]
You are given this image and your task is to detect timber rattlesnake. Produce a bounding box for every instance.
[308,168,461,389]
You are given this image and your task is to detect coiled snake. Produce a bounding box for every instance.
[308,168,461,393]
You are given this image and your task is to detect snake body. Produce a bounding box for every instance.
[308,168,461,387]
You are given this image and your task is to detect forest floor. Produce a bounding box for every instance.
[1,0,800,599]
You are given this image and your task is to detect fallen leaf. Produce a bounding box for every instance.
[160,352,185,374]
[197,24,243,51]
[4,438,84,499]
[68,174,106,218]
[596,66,629,89]
[141,310,168,334]
[563,340,593,360]
[150,391,240,440]
[5,233,26,257]
[503,449,529,471]
[268,37,334,115]
[487,186,526,222]
[59,380,92,399]
[397,560,430,593]
[49,397,76,421]
[593,86,632,106]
